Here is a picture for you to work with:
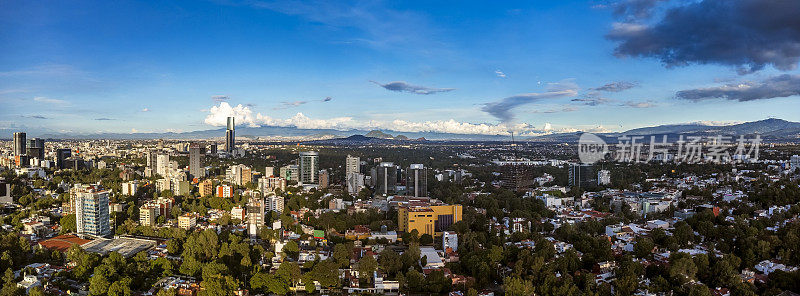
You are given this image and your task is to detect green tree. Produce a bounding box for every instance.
[89,274,111,295]
[503,277,535,296]
[634,237,655,258]
[1,268,23,296]
[107,277,133,296]
[379,248,402,277]
[358,255,378,281]
[332,243,352,268]
[669,256,697,283]
[419,234,434,245]
[282,241,299,259]
[199,275,238,296]
[276,261,301,285]
[60,214,76,234]
[309,260,340,288]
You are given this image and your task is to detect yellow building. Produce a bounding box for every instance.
[199,179,214,197]
[398,204,462,237]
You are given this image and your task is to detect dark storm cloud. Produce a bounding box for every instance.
[371,81,455,95]
[594,81,638,92]
[607,0,800,73]
[572,96,612,106]
[676,74,800,101]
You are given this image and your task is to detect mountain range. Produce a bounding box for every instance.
[530,118,800,143]
[3,118,799,142]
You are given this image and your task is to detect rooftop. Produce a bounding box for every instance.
[38,234,92,252]
[81,236,157,257]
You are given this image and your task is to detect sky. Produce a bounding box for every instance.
[1,0,799,136]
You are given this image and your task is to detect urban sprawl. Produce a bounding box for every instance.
[1,117,800,296]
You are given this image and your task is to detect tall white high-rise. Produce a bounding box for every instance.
[156,153,170,177]
[75,188,111,237]
[345,155,360,177]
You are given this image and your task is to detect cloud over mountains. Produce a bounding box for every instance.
[676,74,800,101]
[204,102,556,136]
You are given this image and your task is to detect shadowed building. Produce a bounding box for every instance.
[407,164,427,197]
[189,143,204,178]
[225,117,235,154]
[13,132,26,157]
[299,151,319,184]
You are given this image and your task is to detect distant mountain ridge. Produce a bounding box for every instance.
[3,118,799,142]
[531,118,800,142]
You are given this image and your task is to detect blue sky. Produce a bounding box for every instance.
[1,0,799,136]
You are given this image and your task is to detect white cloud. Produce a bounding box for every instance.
[33,96,67,104]
[275,101,309,109]
[684,120,742,126]
[622,100,656,108]
[495,70,507,78]
[141,108,150,112]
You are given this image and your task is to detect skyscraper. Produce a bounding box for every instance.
[345,155,363,195]
[26,138,45,160]
[189,143,204,178]
[345,155,360,177]
[56,148,72,169]
[225,117,235,154]
[146,150,158,171]
[13,132,26,156]
[501,164,533,192]
[75,188,111,237]
[569,163,596,189]
[407,164,428,197]
[299,151,319,184]
[375,162,397,196]
[156,153,170,177]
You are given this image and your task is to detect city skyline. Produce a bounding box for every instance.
[2,0,800,137]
